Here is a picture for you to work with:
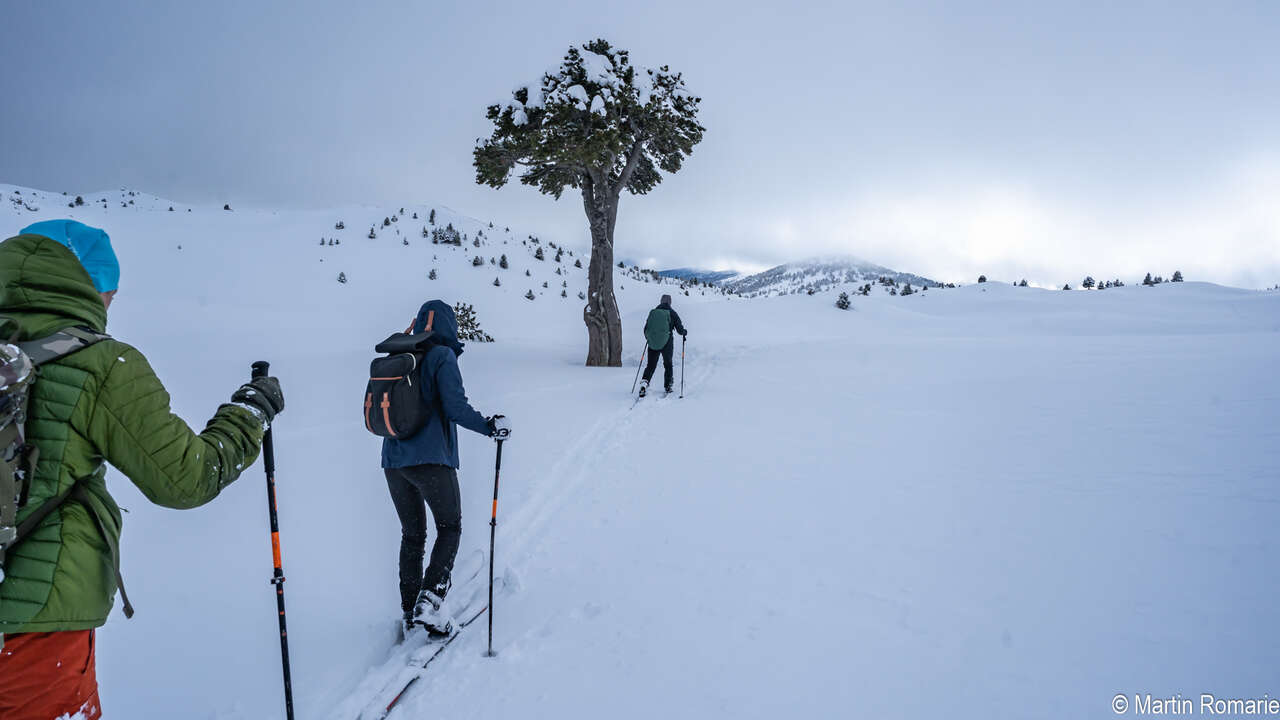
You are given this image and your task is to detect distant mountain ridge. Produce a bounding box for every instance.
[725,257,940,297]
[656,267,741,285]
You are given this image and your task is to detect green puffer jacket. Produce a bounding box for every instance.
[0,233,264,633]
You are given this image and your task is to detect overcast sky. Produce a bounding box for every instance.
[2,0,1277,287]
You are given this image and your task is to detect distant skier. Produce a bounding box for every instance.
[638,294,688,397]
[0,221,283,720]
[382,300,510,639]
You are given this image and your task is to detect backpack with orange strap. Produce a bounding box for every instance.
[363,311,443,439]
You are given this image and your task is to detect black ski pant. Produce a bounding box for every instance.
[385,463,462,614]
[642,339,675,389]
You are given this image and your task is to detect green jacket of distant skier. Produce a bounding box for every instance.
[643,301,687,351]
[0,233,265,633]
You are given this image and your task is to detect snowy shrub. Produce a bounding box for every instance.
[977,275,987,283]
[368,227,377,239]
[337,272,347,284]
[835,292,851,310]
[383,217,391,227]
[453,303,494,342]
[525,290,536,300]
[1083,276,1095,289]
[224,204,232,211]
[535,247,545,261]
[1063,284,1071,290]
[578,291,586,300]
[1172,271,1183,282]
[1018,279,1028,287]
[493,277,501,287]
[561,289,567,298]
[429,209,436,225]
[472,255,485,267]
[575,259,583,268]
[74,195,84,206]
[500,254,509,269]
[429,269,438,280]
[525,269,531,277]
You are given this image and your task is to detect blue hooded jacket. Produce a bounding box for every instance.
[381,300,492,469]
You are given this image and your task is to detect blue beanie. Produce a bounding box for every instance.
[21,219,120,293]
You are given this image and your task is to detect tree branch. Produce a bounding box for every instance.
[612,139,647,197]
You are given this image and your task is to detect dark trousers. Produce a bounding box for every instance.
[642,340,675,389]
[385,464,462,614]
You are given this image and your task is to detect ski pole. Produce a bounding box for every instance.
[629,347,645,394]
[485,439,504,657]
[252,361,294,720]
[679,336,686,399]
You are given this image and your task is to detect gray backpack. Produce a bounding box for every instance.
[0,327,108,582]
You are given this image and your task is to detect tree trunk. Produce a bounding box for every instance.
[582,185,622,367]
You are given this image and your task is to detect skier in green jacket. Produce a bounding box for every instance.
[638,294,687,397]
[0,221,284,720]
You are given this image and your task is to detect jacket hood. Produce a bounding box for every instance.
[412,300,464,356]
[0,234,108,338]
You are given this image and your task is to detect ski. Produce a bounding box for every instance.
[357,552,494,720]
[361,603,489,720]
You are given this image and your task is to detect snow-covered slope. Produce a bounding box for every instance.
[726,256,940,297]
[3,185,1278,720]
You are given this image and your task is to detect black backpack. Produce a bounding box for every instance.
[363,330,440,438]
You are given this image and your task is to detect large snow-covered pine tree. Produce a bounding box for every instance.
[474,39,704,366]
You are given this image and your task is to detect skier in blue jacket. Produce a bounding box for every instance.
[383,300,510,637]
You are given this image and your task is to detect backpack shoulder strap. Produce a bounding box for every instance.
[18,327,110,367]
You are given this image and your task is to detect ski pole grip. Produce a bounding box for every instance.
[252,361,270,379]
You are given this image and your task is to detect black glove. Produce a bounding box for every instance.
[488,414,511,441]
[680,329,688,338]
[231,376,285,423]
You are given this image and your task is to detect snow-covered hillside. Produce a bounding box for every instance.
[726,256,940,297]
[3,185,1278,720]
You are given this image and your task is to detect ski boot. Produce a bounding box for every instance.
[638,379,648,398]
[411,589,454,638]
